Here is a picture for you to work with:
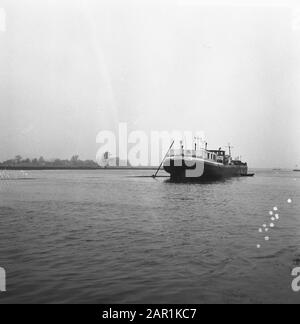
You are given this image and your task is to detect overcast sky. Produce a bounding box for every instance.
[0,0,299,168]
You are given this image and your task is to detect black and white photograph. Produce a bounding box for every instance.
[0,0,300,308]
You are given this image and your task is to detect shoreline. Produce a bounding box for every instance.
[0,166,295,172]
[0,166,157,171]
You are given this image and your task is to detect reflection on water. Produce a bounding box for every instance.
[0,169,299,303]
[165,177,230,185]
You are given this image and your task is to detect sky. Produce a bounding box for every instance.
[0,0,300,168]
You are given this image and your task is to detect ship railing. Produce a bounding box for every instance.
[169,149,206,159]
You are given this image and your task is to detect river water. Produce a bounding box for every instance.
[0,169,299,303]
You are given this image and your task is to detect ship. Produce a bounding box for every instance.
[294,165,300,172]
[163,142,249,181]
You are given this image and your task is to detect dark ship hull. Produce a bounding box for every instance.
[164,157,248,180]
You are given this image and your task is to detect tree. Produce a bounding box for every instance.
[54,159,62,166]
[15,155,22,164]
[71,155,79,164]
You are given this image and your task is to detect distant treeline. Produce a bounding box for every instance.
[0,155,100,169]
[0,155,158,170]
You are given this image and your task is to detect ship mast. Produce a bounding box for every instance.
[227,143,234,157]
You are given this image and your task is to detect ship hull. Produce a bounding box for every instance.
[163,157,248,181]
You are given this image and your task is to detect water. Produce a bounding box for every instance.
[0,169,299,304]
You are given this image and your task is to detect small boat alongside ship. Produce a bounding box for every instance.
[163,142,250,181]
